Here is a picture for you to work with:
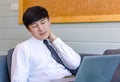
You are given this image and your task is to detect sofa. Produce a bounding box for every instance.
[0,48,120,82]
[0,55,10,82]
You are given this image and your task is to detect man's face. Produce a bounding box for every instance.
[28,18,51,40]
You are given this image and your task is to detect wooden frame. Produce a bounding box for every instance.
[19,0,120,24]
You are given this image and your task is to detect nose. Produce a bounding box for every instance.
[37,23,44,31]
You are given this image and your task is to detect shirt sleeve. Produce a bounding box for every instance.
[11,44,29,82]
[51,38,81,69]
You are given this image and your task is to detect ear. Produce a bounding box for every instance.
[26,27,31,32]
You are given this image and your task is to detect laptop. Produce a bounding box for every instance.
[51,55,120,82]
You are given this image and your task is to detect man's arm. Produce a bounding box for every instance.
[11,44,29,82]
[48,31,81,69]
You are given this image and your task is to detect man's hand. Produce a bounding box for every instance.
[48,31,57,43]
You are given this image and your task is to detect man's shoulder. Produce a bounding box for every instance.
[16,38,32,48]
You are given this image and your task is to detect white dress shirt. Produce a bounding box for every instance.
[11,37,81,82]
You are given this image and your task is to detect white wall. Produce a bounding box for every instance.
[1,0,120,55]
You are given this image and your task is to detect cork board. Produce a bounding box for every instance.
[19,0,120,24]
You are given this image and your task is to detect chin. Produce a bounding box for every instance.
[35,33,49,40]
[40,36,49,40]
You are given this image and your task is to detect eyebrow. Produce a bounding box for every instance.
[30,18,47,25]
[39,18,46,22]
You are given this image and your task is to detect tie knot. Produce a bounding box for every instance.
[43,40,48,44]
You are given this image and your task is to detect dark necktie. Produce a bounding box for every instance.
[43,40,78,75]
[43,40,64,65]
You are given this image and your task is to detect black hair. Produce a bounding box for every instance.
[22,6,49,28]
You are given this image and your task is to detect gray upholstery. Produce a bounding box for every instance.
[103,48,120,55]
[0,55,10,82]
[79,53,100,61]
[103,49,120,82]
[7,48,14,77]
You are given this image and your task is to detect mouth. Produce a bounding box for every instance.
[39,31,47,35]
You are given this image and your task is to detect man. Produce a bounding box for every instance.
[11,6,81,82]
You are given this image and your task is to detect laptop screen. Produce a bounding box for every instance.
[75,55,120,82]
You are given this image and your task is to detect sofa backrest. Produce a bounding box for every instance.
[103,49,120,55]
[0,55,10,82]
[79,53,100,62]
[7,48,14,78]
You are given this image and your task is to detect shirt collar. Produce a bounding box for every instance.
[31,36,43,43]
